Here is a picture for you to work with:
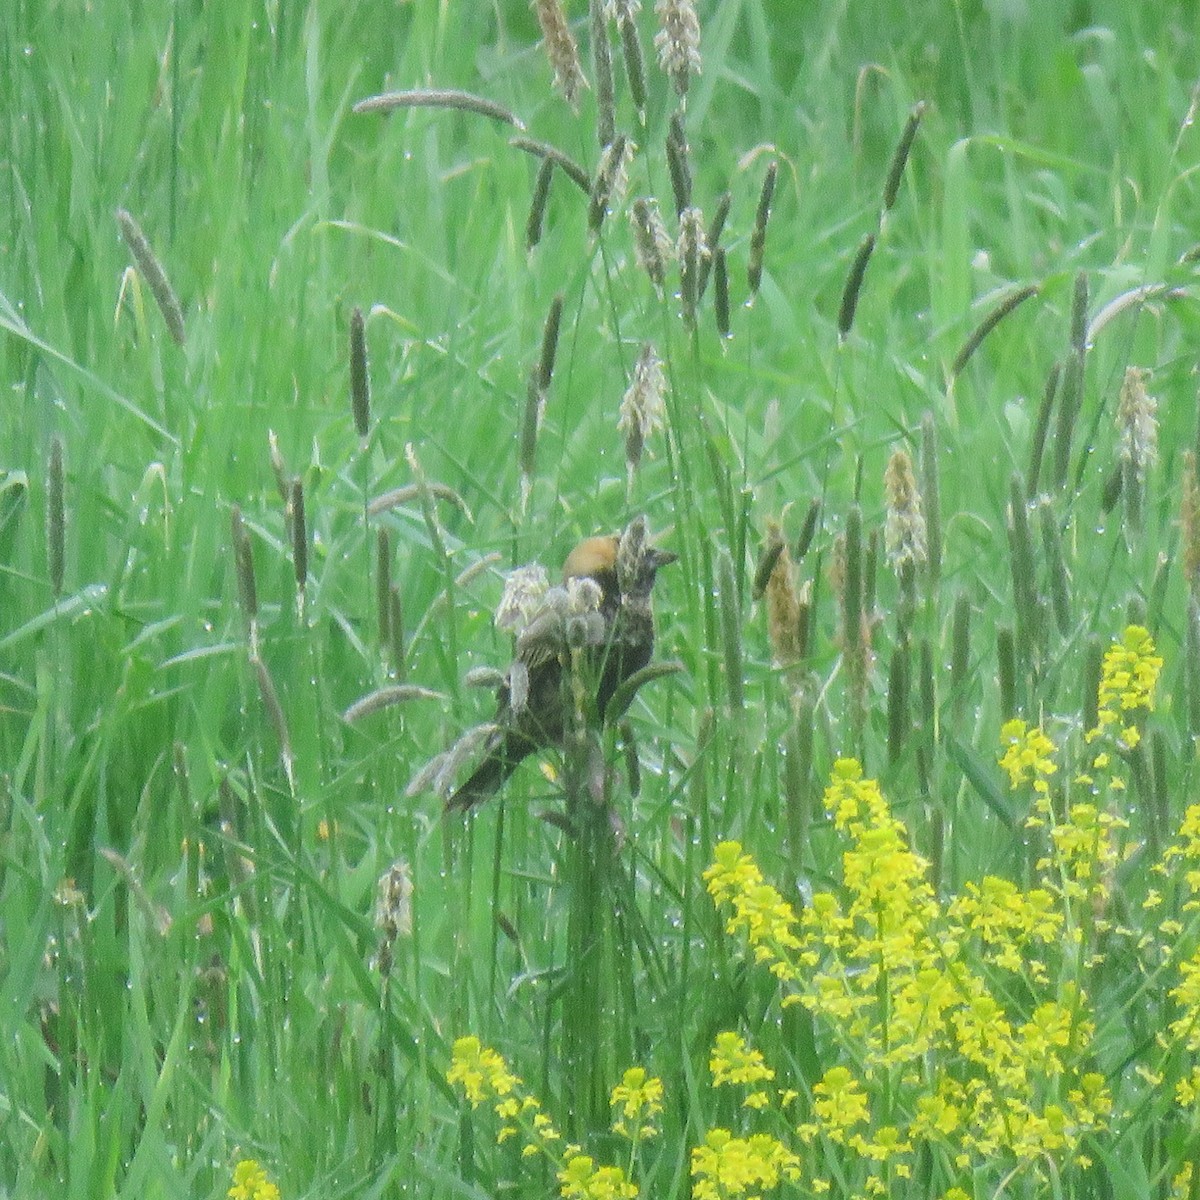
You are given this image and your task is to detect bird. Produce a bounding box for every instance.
[445,516,676,811]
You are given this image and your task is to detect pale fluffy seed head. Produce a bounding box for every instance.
[1117,366,1158,481]
[534,0,589,110]
[883,448,928,570]
[495,563,551,633]
[654,0,701,98]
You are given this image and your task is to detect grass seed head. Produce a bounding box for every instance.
[534,0,588,110]
[631,197,672,289]
[654,0,701,99]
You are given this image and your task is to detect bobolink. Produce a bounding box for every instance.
[446,516,676,810]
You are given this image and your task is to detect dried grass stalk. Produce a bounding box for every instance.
[747,160,777,297]
[837,233,876,339]
[882,100,926,212]
[950,283,1038,379]
[349,306,370,439]
[697,190,731,298]
[526,155,555,250]
[353,88,525,128]
[115,208,186,346]
[510,137,591,192]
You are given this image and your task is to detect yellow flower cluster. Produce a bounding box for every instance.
[690,1128,800,1199]
[446,1037,658,1197]
[1088,624,1162,749]
[707,760,1112,1188]
[610,1067,664,1139]
[228,1161,280,1200]
[709,1030,776,1109]
[998,718,1057,793]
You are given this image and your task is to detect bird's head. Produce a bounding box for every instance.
[617,516,678,603]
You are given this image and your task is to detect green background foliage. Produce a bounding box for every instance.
[1,0,1198,1195]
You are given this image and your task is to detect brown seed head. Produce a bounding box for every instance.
[534,0,588,110]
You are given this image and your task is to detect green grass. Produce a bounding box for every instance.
[2,0,1200,1196]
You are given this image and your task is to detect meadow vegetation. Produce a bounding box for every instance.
[2,1,1200,1196]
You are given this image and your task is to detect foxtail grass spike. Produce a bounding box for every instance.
[655,0,701,99]
[796,580,812,661]
[1053,351,1084,488]
[1070,270,1089,355]
[618,343,666,482]
[886,642,911,764]
[697,190,731,298]
[520,369,543,493]
[678,206,705,328]
[389,585,406,679]
[230,505,258,625]
[713,246,730,337]
[795,498,820,561]
[919,413,942,591]
[526,155,555,250]
[509,136,591,192]
[882,100,927,212]
[349,306,370,439]
[747,160,777,297]
[47,435,64,598]
[753,527,786,602]
[539,294,565,390]
[253,655,294,787]
[918,637,936,743]
[353,88,526,129]
[950,284,1038,379]
[588,133,628,234]
[837,232,875,339]
[1026,361,1060,498]
[618,7,647,115]
[115,208,186,346]
[290,477,308,592]
[533,0,587,110]
[1037,501,1071,638]
[377,527,392,648]
[884,448,927,578]
[631,197,670,289]
[344,685,446,723]
[996,625,1016,719]
[717,550,744,716]
[864,528,879,625]
[1118,366,1157,537]
[843,505,863,653]
[763,532,802,671]
[666,114,691,215]
[1007,475,1040,662]
[1150,729,1170,857]
[590,0,616,148]
[368,482,473,522]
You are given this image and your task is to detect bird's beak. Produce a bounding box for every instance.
[650,547,679,569]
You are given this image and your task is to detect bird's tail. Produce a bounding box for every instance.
[445,733,531,812]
